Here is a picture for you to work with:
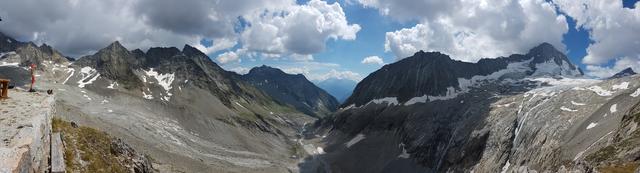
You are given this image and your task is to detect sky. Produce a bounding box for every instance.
[0,0,639,81]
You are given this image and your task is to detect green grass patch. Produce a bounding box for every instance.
[586,146,617,163]
[52,118,130,173]
[598,162,640,173]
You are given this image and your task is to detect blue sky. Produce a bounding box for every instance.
[214,1,417,82]
[211,0,638,81]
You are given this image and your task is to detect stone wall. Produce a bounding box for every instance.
[0,91,55,173]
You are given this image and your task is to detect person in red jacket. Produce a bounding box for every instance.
[29,64,36,92]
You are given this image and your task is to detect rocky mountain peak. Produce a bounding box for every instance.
[73,40,141,88]
[609,67,637,79]
[248,65,288,76]
[106,41,126,51]
[525,42,583,76]
[182,44,205,57]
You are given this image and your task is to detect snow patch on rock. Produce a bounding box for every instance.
[371,97,399,106]
[398,143,410,159]
[501,161,511,173]
[0,51,16,58]
[0,62,19,67]
[107,82,118,89]
[610,104,617,113]
[405,87,459,105]
[143,68,175,101]
[560,106,577,112]
[631,88,640,97]
[586,123,598,129]
[587,86,612,96]
[612,82,629,90]
[346,134,366,148]
[571,101,586,106]
[142,88,153,100]
[62,68,75,85]
[77,67,100,88]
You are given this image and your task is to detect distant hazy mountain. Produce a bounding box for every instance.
[316,78,357,103]
[242,65,340,117]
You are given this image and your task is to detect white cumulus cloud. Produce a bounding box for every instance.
[312,69,363,82]
[361,56,384,65]
[240,0,361,58]
[0,0,358,62]
[584,57,640,78]
[216,51,240,64]
[360,0,568,62]
[554,0,640,77]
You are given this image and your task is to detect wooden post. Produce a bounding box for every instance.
[0,79,9,98]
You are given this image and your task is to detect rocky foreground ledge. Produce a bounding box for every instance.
[0,89,153,173]
[0,90,54,173]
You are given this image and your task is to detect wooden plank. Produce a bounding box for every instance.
[51,132,65,173]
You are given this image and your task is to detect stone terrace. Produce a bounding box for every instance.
[0,90,54,173]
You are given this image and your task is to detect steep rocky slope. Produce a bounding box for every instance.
[241,65,340,117]
[305,43,640,173]
[0,32,317,172]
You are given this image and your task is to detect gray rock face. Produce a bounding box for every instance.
[0,33,69,68]
[74,41,143,88]
[308,44,640,173]
[110,138,154,173]
[344,43,582,107]
[242,65,340,117]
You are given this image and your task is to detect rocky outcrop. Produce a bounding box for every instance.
[0,91,54,173]
[344,43,582,107]
[111,138,154,173]
[242,65,340,117]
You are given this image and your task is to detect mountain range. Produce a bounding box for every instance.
[303,43,640,173]
[0,32,335,172]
